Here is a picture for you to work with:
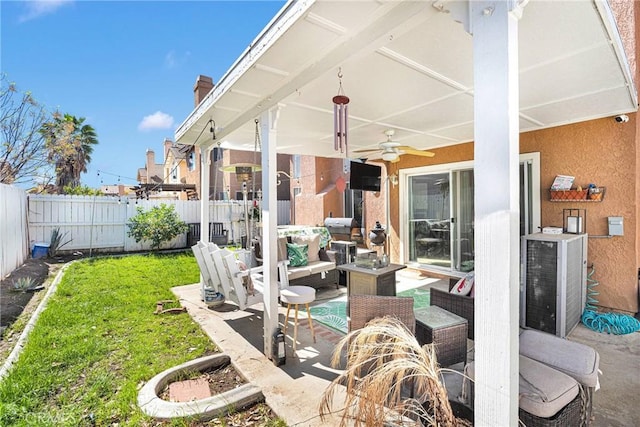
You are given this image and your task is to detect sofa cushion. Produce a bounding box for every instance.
[287,243,308,267]
[292,233,321,263]
[519,328,600,388]
[518,355,580,418]
[466,355,579,419]
[287,265,311,281]
[277,237,289,262]
[307,260,336,275]
[255,237,289,263]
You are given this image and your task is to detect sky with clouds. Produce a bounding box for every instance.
[2,0,284,188]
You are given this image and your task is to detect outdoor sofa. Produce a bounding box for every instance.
[253,225,339,290]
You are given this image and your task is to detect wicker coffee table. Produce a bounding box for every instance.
[414,305,468,367]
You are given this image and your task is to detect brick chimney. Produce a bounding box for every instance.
[146,149,155,170]
[164,138,173,159]
[194,75,214,107]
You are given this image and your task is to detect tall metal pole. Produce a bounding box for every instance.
[242,181,250,248]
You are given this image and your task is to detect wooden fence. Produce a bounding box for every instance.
[0,184,29,279]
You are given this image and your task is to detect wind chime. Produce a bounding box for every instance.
[332,68,350,153]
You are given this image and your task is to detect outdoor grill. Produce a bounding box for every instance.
[324,217,362,243]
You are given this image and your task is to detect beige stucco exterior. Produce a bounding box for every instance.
[294,113,639,314]
[291,1,640,315]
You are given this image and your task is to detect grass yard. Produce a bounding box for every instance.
[0,253,282,426]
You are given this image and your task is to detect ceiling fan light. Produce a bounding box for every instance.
[381,151,397,162]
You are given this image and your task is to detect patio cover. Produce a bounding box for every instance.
[176,0,636,157]
[175,0,636,424]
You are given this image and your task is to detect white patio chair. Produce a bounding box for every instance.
[191,243,221,300]
[219,251,248,310]
[210,247,234,299]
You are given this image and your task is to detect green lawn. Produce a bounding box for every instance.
[0,253,221,426]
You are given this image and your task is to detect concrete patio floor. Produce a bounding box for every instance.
[172,276,640,426]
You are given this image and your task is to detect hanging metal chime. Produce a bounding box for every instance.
[332,68,349,153]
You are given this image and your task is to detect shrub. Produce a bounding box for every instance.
[127,204,188,250]
[49,227,72,257]
[62,184,103,195]
[13,277,36,292]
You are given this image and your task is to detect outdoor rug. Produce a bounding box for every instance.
[305,274,440,335]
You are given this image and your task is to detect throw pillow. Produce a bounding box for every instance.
[451,272,474,296]
[292,233,321,263]
[287,243,309,267]
[277,236,289,262]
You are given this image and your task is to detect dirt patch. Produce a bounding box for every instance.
[0,253,86,361]
[159,362,247,401]
[1,255,83,326]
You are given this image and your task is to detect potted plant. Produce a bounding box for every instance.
[319,316,472,426]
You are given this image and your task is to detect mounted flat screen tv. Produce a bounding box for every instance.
[350,161,382,192]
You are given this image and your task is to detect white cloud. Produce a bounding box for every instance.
[165,51,176,68]
[19,0,73,23]
[138,111,174,132]
[164,50,191,69]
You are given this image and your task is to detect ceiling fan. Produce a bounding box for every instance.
[352,130,435,162]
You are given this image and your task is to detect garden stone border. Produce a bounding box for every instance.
[137,353,263,421]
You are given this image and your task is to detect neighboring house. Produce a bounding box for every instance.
[100,184,132,197]
[192,76,292,203]
[129,76,292,203]
[136,148,164,185]
[135,139,196,200]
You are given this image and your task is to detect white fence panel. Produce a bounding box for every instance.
[25,195,290,254]
[0,184,29,279]
[278,200,291,225]
[209,200,245,245]
[29,195,127,253]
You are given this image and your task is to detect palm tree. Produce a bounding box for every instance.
[41,112,98,192]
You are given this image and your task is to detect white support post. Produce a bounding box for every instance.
[261,107,280,358]
[200,146,211,243]
[471,1,522,425]
[199,145,212,301]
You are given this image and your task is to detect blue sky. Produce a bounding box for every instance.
[2,0,285,189]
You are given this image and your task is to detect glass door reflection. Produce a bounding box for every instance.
[408,173,451,269]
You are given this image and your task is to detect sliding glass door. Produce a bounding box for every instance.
[402,154,540,273]
[452,169,475,271]
[408,173,451,268]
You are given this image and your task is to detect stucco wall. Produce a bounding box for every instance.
[521,116,637,313]
[382,118,637,313]
[361,161,387,249]
[294,156,344,227]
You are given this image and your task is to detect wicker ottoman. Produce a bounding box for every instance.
[414,305,468,367]
[519,328,600,426]
[465,355,583,426]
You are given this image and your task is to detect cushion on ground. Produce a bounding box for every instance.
[466,355,579,419]
[519,328,600,388]
[292,233,321,263]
